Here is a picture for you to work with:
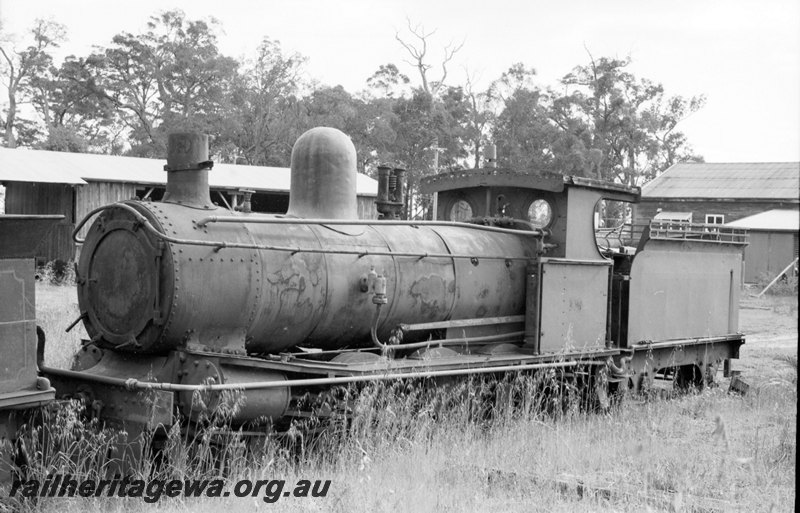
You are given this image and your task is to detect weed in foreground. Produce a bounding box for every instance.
[37,260,76,287]
[5,364,795,512]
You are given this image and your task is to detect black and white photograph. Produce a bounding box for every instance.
[1,0,797,510]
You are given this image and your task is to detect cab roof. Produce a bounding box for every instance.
[420,168,640,201]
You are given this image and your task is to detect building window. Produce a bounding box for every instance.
[705,214,724,224]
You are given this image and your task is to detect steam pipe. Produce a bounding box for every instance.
[370,303,525,353]
[194,215,547,237]
[370,303,392,352]
[384,331,527,352]
[633,334,744,350]
[73,203,538,261]
[41,360,583,393]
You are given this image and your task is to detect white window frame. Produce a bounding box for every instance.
[705,214,725,224]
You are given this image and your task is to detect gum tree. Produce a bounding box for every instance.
[0,19,65,147]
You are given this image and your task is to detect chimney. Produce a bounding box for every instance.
[162,132,215,209]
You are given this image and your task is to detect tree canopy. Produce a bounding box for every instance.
[1,12,705,218]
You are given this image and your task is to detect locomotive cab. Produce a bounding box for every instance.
[422,168,747,364]
[422,170,638,354]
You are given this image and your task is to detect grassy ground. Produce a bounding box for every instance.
[36,284,86,370]
[16,283,798,512]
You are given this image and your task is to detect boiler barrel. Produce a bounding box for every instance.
[77,202,537,354]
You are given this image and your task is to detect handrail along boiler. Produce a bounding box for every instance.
[43,129,746,442]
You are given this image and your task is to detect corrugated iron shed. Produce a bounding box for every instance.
[726,209,799,232]
[0,147,377,196]
[641,162,800,200]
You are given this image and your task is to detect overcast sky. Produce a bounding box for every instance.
[1,0,798,163]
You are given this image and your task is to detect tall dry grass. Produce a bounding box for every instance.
[9,284,796,512]
[35,283,85,370]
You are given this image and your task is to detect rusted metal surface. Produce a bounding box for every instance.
[564,188,608,260]
[76,204,174,353]
[0,259,38,397]
[75,201,539,354]
[537,258,611,354]
[420,169,640,198]
[421,168,567,194]
[0,217,58,483]
[74,204,541,259]
[161,133,215,209]
[398,315,525,332]
[72,124,540,357]
[0,215,61,409]
[175,357,289,422]
[621,333,743,392]
[375,166,406,219]
[627,238,743,344]
[287,127,358,220]
[0,215,64,258]
[45,358,584,393]
[728,372,749,395]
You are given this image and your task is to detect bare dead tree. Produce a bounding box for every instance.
[395,18,464,97]
[464,69,493,168]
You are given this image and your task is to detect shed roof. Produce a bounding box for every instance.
[0,147,378,196]
[725,209,799,232]
[0,147,87,184]
[641,162,799,201]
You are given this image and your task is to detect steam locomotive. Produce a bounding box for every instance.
[3,127,747,465]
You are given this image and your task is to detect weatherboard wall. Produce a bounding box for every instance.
[75,181,138,240]
[3,182,76,262]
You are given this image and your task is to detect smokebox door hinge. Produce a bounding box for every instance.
[153,240,166,325]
